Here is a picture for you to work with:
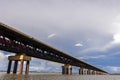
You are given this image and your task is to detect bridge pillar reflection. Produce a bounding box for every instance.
[7,54,31,75]
[62,64,72,75]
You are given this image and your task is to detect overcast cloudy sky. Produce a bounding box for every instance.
[1,0,120,74]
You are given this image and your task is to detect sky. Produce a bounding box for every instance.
[0,0,120,74]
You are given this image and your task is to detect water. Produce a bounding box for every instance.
[0,72,120,80]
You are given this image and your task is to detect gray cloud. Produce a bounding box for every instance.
[0,0,118,45]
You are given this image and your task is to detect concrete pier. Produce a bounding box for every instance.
[89,70,94,75]
[79,69,104,75]
[7,54,31,75]
[13,60,18,74]
[93,70,97,75]
[62,64,72,75]
[87,69,90,75]
[7,60,12,74]
[79,68,87,75]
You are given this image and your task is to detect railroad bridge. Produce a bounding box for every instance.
[0,22,108,75]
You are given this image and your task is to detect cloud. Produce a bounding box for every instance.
[74,43,83,47]
[111,33,120,44]
[0,51,6,59]
[48,33,56,39]
[0,51,9,71]
[30,66,51,72]
[77,31,120,57]
[0,0,117,36]
[30,58,62,72]
[103,66,120,73]
[0,50,15,71]
[79,55,106,60]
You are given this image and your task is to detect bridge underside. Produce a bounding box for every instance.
[0,23,108,75]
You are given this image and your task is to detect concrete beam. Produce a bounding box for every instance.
[8,54,31,61]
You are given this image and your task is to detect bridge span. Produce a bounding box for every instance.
[0,22,108,75]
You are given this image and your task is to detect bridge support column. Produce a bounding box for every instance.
[89,70,94,75]
[19,60,24,74]
[104,73,108,75]
[13,60,18,74]
[96,71,98,75]
[101,72,105,75]
[62,64,72,75]
[79,68,82,75]
[83,68,87,75]
[96,71,100,75]
[93,70,97,75]
[99,71,102,75]
[7,60,12,74]
[87,69,90,75]
[79,68,83,75]
[79,68,87,75]
[25,61,30,74]
[100,72,103,75]
[7,54,31,75]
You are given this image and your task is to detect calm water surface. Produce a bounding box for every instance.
[0,72,120,80]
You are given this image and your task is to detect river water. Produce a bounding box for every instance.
[0,72,120,80]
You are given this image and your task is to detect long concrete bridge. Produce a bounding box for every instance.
[0,22,108,75]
